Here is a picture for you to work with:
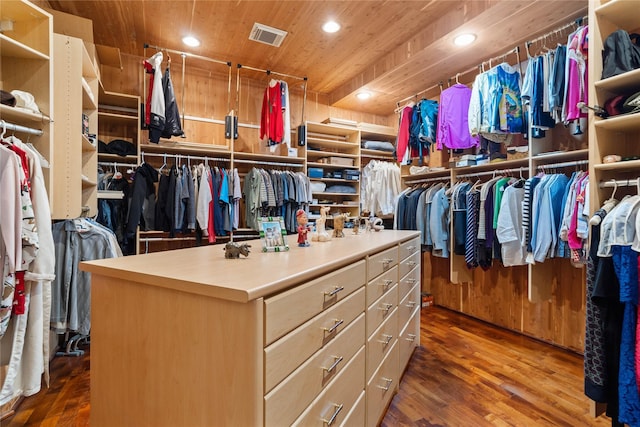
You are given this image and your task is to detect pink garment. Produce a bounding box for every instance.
[567,174,588,250]
[207,172,216,244]
[436,84,478,150]
[396,106,413,164]
[636,253,640,394]
[565,26,588,121]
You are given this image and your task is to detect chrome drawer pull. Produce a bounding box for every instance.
[406,333,417,342]
[378,334,393,346]
[322,403,344,426]
[377,377,393,391]
[380,279,393,289]
[323,318,344,334]
[324,286,344,298]
[405,301,417,309]
[406,261,417,267]
[378,303,393,314]
[405,278,417,284]
[406,245,416,251]
[381,258,394,266]
[322,355,344,374]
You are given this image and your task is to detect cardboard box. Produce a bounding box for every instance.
[321,156,354,167]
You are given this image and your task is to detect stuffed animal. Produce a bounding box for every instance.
[332,214,347,238]
[224,242,251,259]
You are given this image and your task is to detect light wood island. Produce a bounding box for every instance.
[81,230,421,426]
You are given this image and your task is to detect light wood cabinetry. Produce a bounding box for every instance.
[589,0,640,212]
[97,87,140,163]
[81,230,420,426]
[51,33,99,218]
[306,122,362,219]
[0,0,53,203]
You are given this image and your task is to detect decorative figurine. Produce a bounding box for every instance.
[224,242,251,259]
[296,209,311,247]
[352,216,360,235]
[332,213,347,238]
[312,206,331,242]
[367,215,385,232]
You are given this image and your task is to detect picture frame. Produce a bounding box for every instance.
[258,216,289,252]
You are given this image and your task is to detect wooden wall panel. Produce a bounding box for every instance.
[100,53,394,152]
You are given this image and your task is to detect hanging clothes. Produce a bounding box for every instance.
[143,52,166,144]
[361,160,401,217]
[437,84,478,150]
[395,104,414,165]
[260,80,284,146]
[161,65,184,139]
[564,25,589,122]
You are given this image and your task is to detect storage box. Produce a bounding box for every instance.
[319,156,354,166]
[308,167,324,178]
[345,170,360,181]
[421,292,434,308]
[330,170,344,179]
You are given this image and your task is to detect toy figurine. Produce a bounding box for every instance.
[224,242,251,259]
[312,206,331,242]
[296,209,311,247]
[332,214,347,238]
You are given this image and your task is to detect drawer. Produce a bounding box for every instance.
[265,259,366,345]
[265,287,365,392]
[366,341,399,427]
[366,265,397,307]
[366,283,398,338]
[366,307,398,380]
[398,250,420,280]
[292,346,365,427]
[398,282,420,330]
[368,246,398,281]
[265,314,365,427]
[399,309,420,374]
[398,265,420,303]
[399,236,420,261]
[340,390,365,427]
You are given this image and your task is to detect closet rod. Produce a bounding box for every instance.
[526,15,588,47]
[143,43,231,67]
[404,175,450,185]
[98,161,137,169]
[537,159,589,170]
[0,119,43,136]
[141,151,230,163]
[395,81,442,109]
[599,178,639,188]
[237,64,307,82]
[456,166,528,180]
[233,158,304,168]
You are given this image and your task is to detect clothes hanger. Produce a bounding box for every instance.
[0,120,6,141]
[159,153,167,174]
[455,73,460,84]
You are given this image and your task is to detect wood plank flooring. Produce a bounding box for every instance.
[4,306,610,426]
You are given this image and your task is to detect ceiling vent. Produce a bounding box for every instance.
[249,23,287,47]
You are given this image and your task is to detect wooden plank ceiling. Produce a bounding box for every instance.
[47,0,587,116]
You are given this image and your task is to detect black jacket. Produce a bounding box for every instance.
[161,67,184,139]
[125,162,159,252]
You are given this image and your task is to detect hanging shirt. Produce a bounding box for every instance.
[436,84,478,150]
[396,105,414,165]
[565,26,589,122]
[260,81,284,145]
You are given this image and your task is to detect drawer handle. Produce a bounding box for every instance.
[323,319,344,334]
[405,278,417,285]
[377,377,393,391]
[378,303,393,314]
[406,245,416,251]
[380,279,393,289]
[378,334,393,346]
[324,286,344,298]
[322,403,344,426]
[381,258,394,266]
[322,355,344,374]
[406,261,417,267]
[405,301,417,309]
[406,333,417,342]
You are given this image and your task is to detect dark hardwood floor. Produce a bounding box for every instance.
[5,306,610,426]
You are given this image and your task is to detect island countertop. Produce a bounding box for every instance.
[81,229,420,303]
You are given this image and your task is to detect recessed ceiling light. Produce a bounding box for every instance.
[182,36,201,47]
[356,91,371,100]
[453,33,476,47]
[322,21,341,33]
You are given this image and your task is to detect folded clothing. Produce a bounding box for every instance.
[310,182,326,193]
[362,140,395,152]
[326,185,357,194]
[99,139,137,156]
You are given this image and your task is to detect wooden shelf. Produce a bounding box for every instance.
[0,34,49,60]
[595,68,640,94]
[307,121,359,136]
[99,87,139,110]
[82,79,97,110]
[360,149,394,159]
[532,149,589,163]
[307,161,359,170]
[594,158,640,171]
[82,177,97,188]
[82,44,98,79]
[98,153,138,161]
[595,0,640,31]
[312,192,359,197]
[310,203,359,208]
[98,111,139,124]
[453,158,529,173]
[307,150,359,159]
[82,134,95,152]
[593,113,640,132]
[0,104,51,123]
[140,142,231,157]
[307,137,358,151]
